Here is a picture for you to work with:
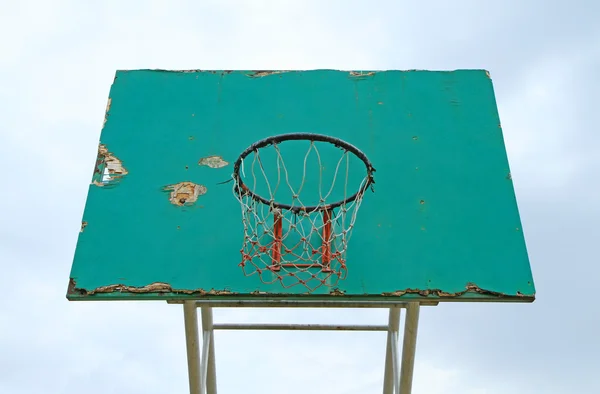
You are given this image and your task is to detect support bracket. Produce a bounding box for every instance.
[180,300,422,394]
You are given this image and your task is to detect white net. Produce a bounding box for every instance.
[232,137,372,292]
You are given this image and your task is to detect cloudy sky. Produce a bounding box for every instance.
[1,1,598,393]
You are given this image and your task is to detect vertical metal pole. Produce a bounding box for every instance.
[383,307,401,394]
[200,331,211,393]
[183,301,201,394]
[201,307,217,394]
[399,303,420,394]
[391,332,400,393]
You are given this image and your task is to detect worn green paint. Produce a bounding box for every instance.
[67,69,535,302]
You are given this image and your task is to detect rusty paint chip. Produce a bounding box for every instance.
[92,282,174,294]
[68,279,235,296]
[247,70,288,78]
[198,155,229,169]
[349,71,376,78]
[164,181,207,206]
[80,221,88,233]
[102,98,112,128]
[93,144,128,187]
[381,283,534,299]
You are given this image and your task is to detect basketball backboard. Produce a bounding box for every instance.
[67,69,535,302]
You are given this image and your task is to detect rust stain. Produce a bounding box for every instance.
[382,283,534,299]
[198,155,229,169]
[68,279,234,296]
[68,278,77,295]
[164,181,207,206]
[80,221,88,233]
[93,144,128,186]
[329,288,346,296]
[103,98,112,128]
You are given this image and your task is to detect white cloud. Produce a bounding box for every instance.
[499,36,600,193]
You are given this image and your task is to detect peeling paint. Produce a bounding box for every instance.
[67,278,77,295]
[247,70,287,78]
[93,144,128,186]
[161,69,215,73]
[198,155,229,169]
[103,98,112,128]
[164,181,207,206]
[382,283,533,299]
[67,276,532,300]
[164,70,235,75]
[485,70,491,79]
[80,221,87,233]
[68,279,234,296]
[349,71,375,78]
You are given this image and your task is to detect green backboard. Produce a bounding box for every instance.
[67,69,535,302]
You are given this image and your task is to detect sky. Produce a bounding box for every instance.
[0,0,599,393]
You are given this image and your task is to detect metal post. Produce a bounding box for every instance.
[201,307,217,394]
[399,303,420,394]
[200,331,211,393]
[175,300,426,394]
[183,301,201,394]
[383,308,401,394]
[391,331,400,394]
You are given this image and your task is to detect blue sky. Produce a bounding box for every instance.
[1,1,599,393]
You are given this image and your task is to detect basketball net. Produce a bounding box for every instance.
[232,134,374,293]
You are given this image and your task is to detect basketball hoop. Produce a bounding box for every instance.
[232,133,375,292]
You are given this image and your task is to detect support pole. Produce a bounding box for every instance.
[383,308,401,394]
[391,331,400,394]
[200,331,211,393]
[175,300,425,394]
[201,307,217,394]
[183,301,201,394]
[399,303,420,394]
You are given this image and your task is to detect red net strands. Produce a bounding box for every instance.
[232,134,375,293]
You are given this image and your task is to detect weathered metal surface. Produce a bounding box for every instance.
[163,182,207,206]
[198,155,229,169]
[92,144,128,186]
[67,69,535,302]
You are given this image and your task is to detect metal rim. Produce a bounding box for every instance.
[233,133,375,213]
